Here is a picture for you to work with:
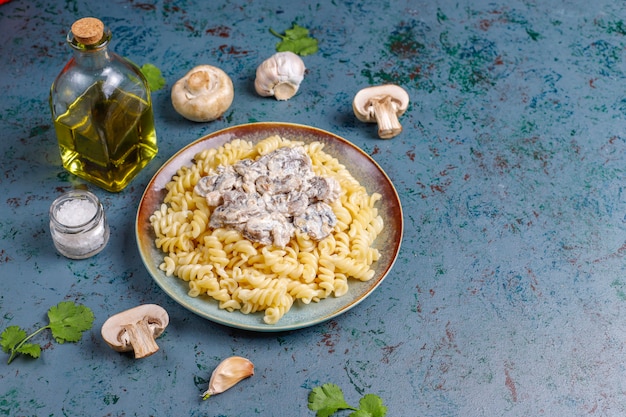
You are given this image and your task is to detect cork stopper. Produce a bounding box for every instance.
[71,17,104,45]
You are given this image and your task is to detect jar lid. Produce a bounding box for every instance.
[71,17,104,45]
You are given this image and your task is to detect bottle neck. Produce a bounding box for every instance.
[67,28,112,69]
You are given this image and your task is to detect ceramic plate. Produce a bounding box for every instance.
[136,122,403,332]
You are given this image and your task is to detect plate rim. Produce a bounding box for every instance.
[135,121,403,332]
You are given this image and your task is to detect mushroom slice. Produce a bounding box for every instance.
[352,84,410,139]
[101,304,169,359]
[171,65,234,122]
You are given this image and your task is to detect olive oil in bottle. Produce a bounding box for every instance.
[50,18,158,192]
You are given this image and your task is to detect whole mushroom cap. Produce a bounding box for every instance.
[171,65,234,122]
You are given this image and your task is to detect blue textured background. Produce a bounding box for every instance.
[2,0,626,415]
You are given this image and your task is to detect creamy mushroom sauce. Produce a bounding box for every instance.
[194,146,341,248]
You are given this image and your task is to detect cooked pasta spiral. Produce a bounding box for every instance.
[150,135,384,324]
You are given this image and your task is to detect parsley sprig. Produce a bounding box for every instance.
[140,63,166,91]
[1,301,94,364]
[270,23,318,56]
[308,383,387,417]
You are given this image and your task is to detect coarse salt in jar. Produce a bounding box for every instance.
[49,189,110,259]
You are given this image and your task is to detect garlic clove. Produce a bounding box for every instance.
[254,51,305,100]
[202,356,254,400]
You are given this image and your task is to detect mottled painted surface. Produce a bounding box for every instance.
[2,0,626,415]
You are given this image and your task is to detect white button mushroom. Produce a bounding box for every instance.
[171,65,234,122]
[352,84,410,139]
[101,304,169,359]
[254,51,306,100]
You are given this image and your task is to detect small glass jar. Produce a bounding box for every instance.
[49,190,110,259]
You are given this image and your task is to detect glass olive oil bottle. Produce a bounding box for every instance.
[50,18,158,192]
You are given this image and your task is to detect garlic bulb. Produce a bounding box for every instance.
[254,51,306,100]
[202,356,254,400]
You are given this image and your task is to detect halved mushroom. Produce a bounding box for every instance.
[171,65,234,122]
[101,304,169,359]
[352,84,410,139]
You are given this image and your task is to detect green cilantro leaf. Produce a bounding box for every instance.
[140,63,166,91]
[1,301,94,364]
[1,326,27,353]
[48,301,95,343]
[348,411,373,417]
[356,394,387,417]
[284,24,310,40]
[270,24,318,56]
[276,37,318,56]
[15,342,42,359]
[308,383,354,417]
[308,383,387,417]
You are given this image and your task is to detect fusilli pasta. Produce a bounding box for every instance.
[149,135,384,324]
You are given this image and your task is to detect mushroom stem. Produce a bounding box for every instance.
[371,95,403,139]
[121,318,161,359]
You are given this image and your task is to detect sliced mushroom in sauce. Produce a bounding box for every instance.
[194,146,340,247]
